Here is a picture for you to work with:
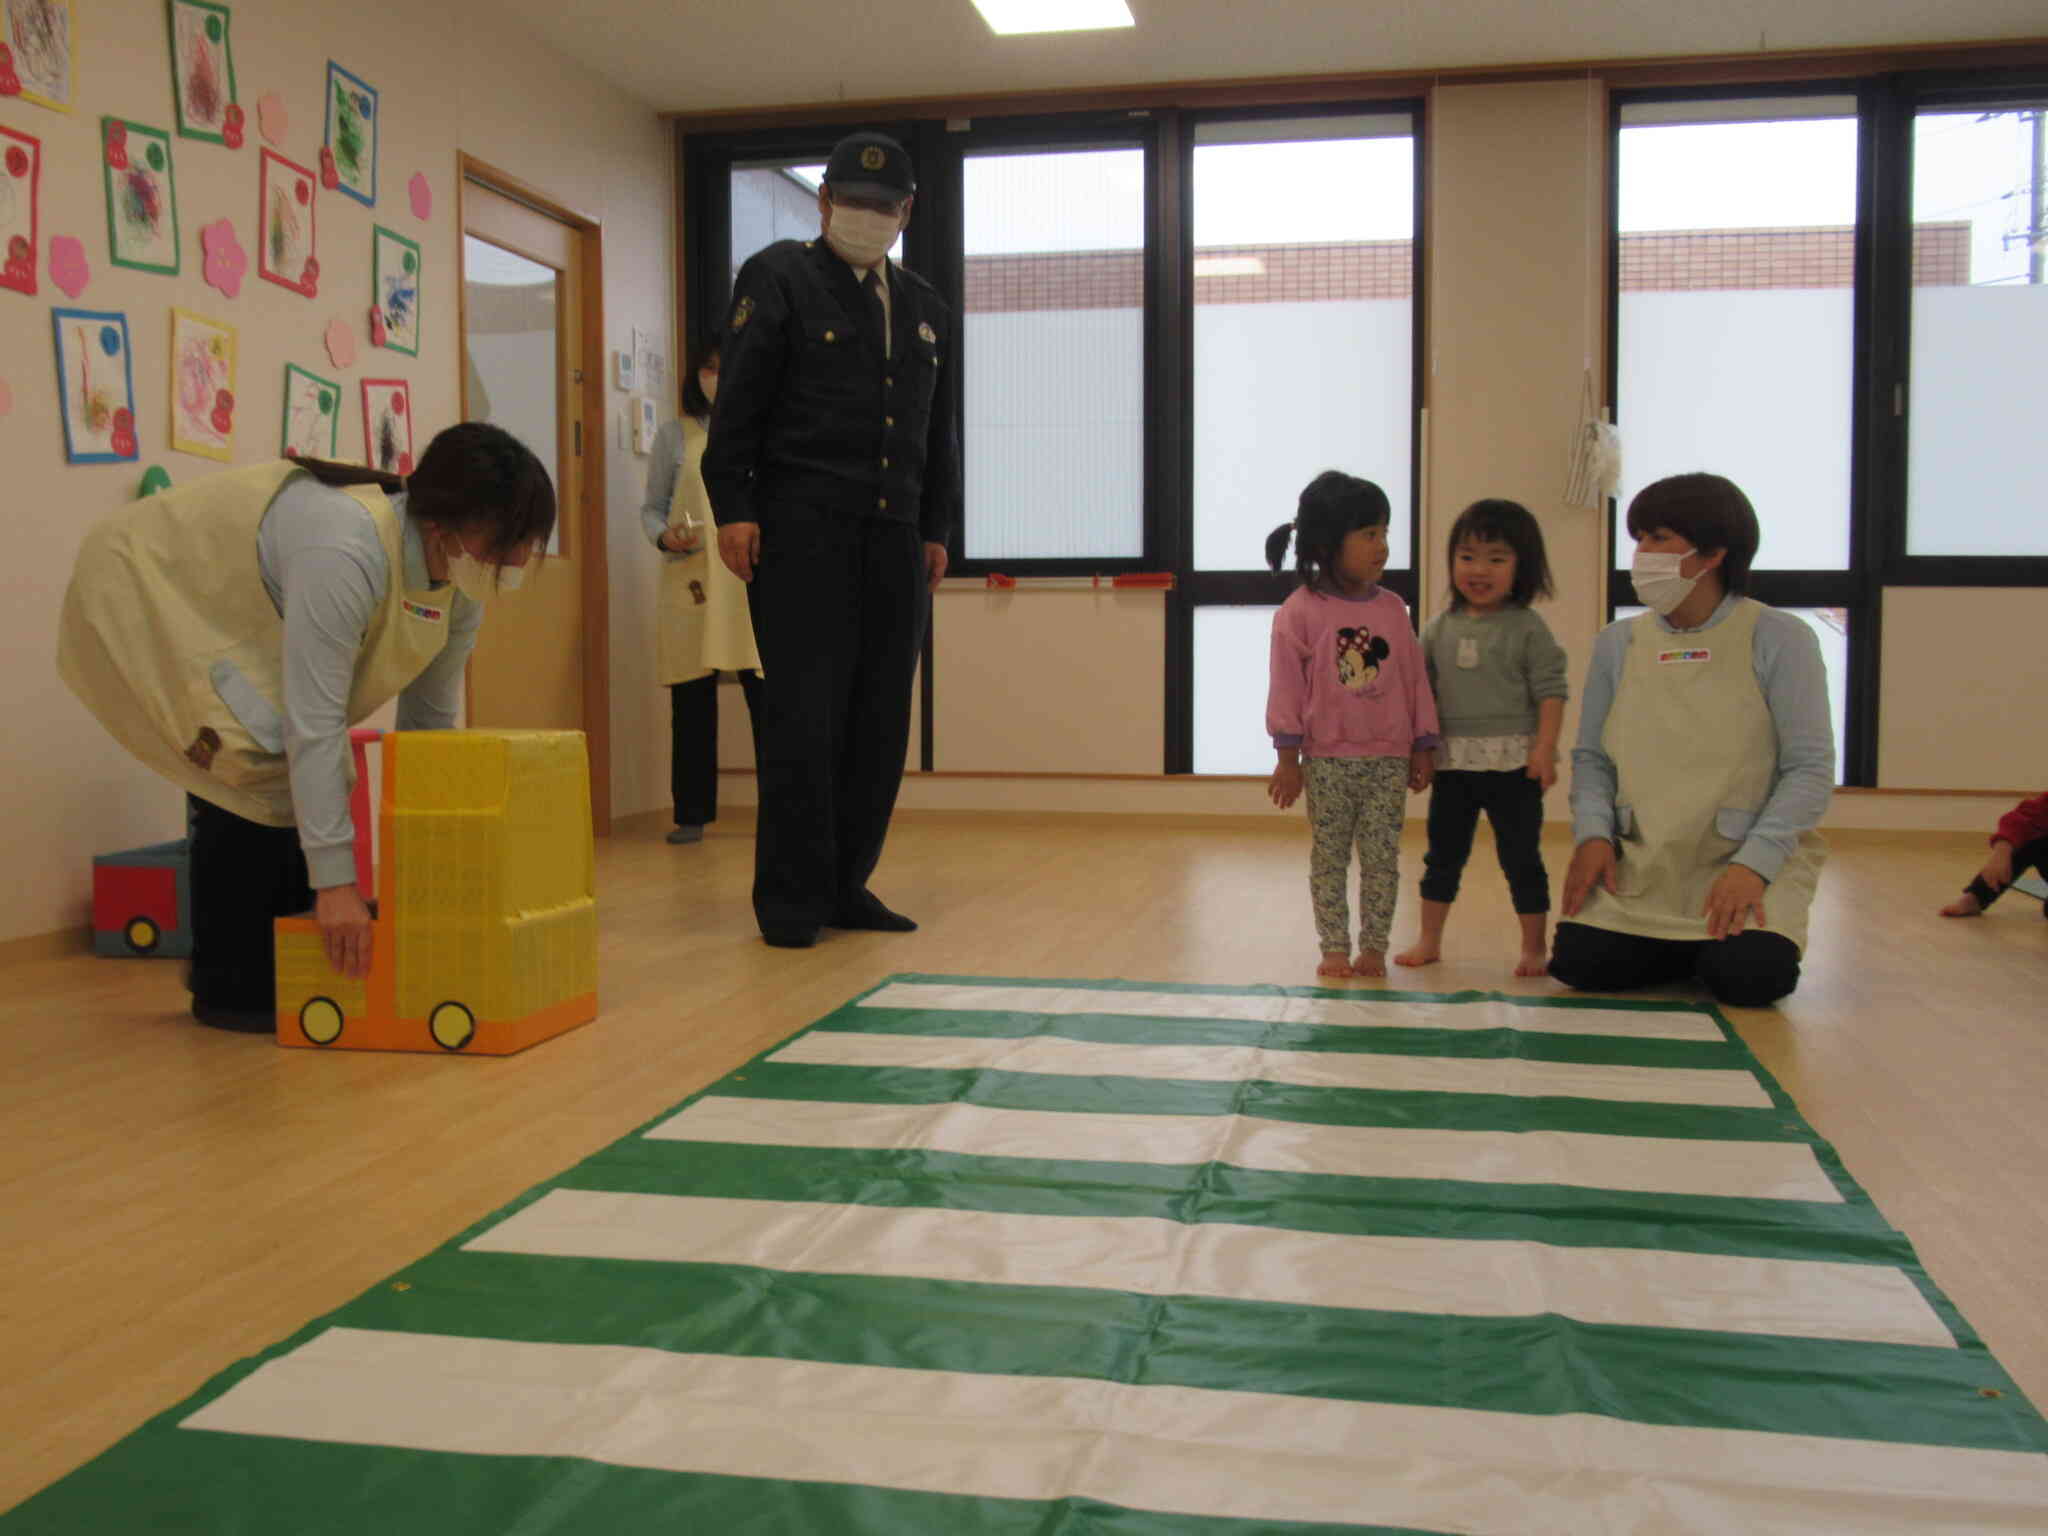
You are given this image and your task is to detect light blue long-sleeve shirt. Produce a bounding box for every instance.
[259,479,481,889]
[1568,593,1834,883]
[640,417,707,558]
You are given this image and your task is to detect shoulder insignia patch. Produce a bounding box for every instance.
[861,146,886,171]
[917,321,936,344]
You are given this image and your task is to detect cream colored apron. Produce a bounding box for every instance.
[1576,600,1825,951]
[657,416,761,685]
[58,461,456,827]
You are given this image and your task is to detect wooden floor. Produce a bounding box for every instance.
[2,813,2043,1513]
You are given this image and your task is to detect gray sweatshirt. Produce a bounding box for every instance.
[1419,606,1569,740]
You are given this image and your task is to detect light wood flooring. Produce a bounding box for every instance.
[2,813,2043,1511]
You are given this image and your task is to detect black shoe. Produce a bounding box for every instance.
[192,1002,276,1034]
[829,894,917,933]
[762,925,821,949]
[667,824,704,845]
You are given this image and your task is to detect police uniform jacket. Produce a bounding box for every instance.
[701,239,960,545]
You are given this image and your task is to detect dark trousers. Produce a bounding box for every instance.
[1966,835,2048,913]
[670,669,765,828]
[1548,920,1802,1008]
[1419,769,1549,913]
[186,794,314,1012]
[747,515,926,932]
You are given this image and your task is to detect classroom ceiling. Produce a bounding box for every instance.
[493,0,2047,116]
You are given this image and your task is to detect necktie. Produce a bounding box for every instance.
[864,269,888,356]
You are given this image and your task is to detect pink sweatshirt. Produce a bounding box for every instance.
[1267,585,1440,759]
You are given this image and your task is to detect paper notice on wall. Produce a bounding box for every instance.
[634,325,666,397]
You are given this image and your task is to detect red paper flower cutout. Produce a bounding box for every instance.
[294,178,310,206]
[223,104,245,131]
[0,43,20,97]
[397,452,414,475]
[223,122,244,150]
[303,257,320,283]
[105,122,129,171]
[368,306,387,348]
[214,388,235,412]
[111,407,137,458]
[4,145,26,178]
[112,407,133,431]
[211,405,234,435]
[319,146,339,190]
[390,393,406,416]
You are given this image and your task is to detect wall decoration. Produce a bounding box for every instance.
[371,224,419,356]
[52,308,138,463]
[3,0,74,113]
[257,89,286,145]
[407,170,430,221]
[101,119,179,275]
[199,217,244,297]
[257,148,317,296]
[48,230,87,295]
[169,307,236,461]
[1,124,38,294]
[281,362,338,458]
[322,62,376,206]
[360,378,411,475]
[167,0,238,145]
[323,315,356,369]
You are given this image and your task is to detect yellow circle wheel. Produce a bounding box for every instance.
[124,916,161,954]
[299,997,345,1046]
[428,1002,476,1052]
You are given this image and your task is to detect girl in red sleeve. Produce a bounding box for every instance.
[1939,792,2048,917]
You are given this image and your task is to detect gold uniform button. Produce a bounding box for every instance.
[881,457,890,468]
[878,497,888,509]
[885,415,895,427]
[824,330,836,342]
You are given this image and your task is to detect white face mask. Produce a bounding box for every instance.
[441,537,527,602]
[824,202,901,269]
[1629,547,1699,616]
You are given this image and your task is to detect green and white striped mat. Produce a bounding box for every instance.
[7,974,2047,1533]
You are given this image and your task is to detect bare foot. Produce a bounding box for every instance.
[1317,952,1356,977]
[1393,942,1440,968]
[1351,949,1387,978]
[1939,893,1984,917]
[1514,949,1549,977]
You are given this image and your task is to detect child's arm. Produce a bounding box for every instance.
[1395,599,1439,792]
[1267,603,1309,810]
[1524,614,1569,788]
[1526,696,1564,788]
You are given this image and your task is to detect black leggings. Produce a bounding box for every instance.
[186,794,313,1012]
[1419,768,1549,913]
[670,669,764,828]
[1965,835,2048,913]
[1548,920,1802,1008]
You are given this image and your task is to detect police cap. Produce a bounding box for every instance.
[823,131,916,203]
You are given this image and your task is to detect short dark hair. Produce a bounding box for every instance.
[1624,473,1758,594]
[1446,498,1553,609]
[681,335,719,420]
[1266,470,1391,594]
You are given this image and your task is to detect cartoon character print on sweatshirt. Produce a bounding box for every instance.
[1334,626,1391,692]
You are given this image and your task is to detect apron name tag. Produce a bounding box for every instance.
[1657,647,1711,665]
[402,599,446,623]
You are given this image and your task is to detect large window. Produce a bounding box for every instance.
[961,147,1146,562]
[1905,101,2048,557]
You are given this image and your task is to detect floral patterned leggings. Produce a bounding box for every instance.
[1302,755,1408,954]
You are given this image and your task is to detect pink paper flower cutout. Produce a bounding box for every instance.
[200,219,247,298]
[368,306,387,349]
[49,236,90,299]
[258,92,288,146]
[408,172,432,221]
[324,317,357,370]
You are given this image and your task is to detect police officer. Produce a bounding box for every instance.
[703,130,960,948]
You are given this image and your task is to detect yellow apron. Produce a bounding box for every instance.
[1576,600,1825,951]
[657,416,761,685]
[58,461,456,827]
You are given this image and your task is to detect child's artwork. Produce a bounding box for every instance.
[360,378,412,476]
[169,307,236,461]
[281,362,339,458]
[1,125,39,294]
[101,119,179,275]
[322,62,376,206]
[258,148,318,296]
[167,1,239,144]
[371,225,420,355]
[3,0,75,112]
[51,308,138,463]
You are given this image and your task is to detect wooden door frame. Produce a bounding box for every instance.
[455,153,612,834]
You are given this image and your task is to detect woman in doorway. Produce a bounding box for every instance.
[58,423,555,1032]
[641,338,764,844]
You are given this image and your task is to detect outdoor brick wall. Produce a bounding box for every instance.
[961,223,1973,313]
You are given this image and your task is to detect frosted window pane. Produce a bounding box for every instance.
[1193,134,1415,571]
[1193,605,1282,775]
[963,149,1145,561]
[1906,108,2048,557]
[1615,117,1858,571]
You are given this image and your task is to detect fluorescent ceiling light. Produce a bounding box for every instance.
[971,1,1135,37]
[1193,256,1265,277]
